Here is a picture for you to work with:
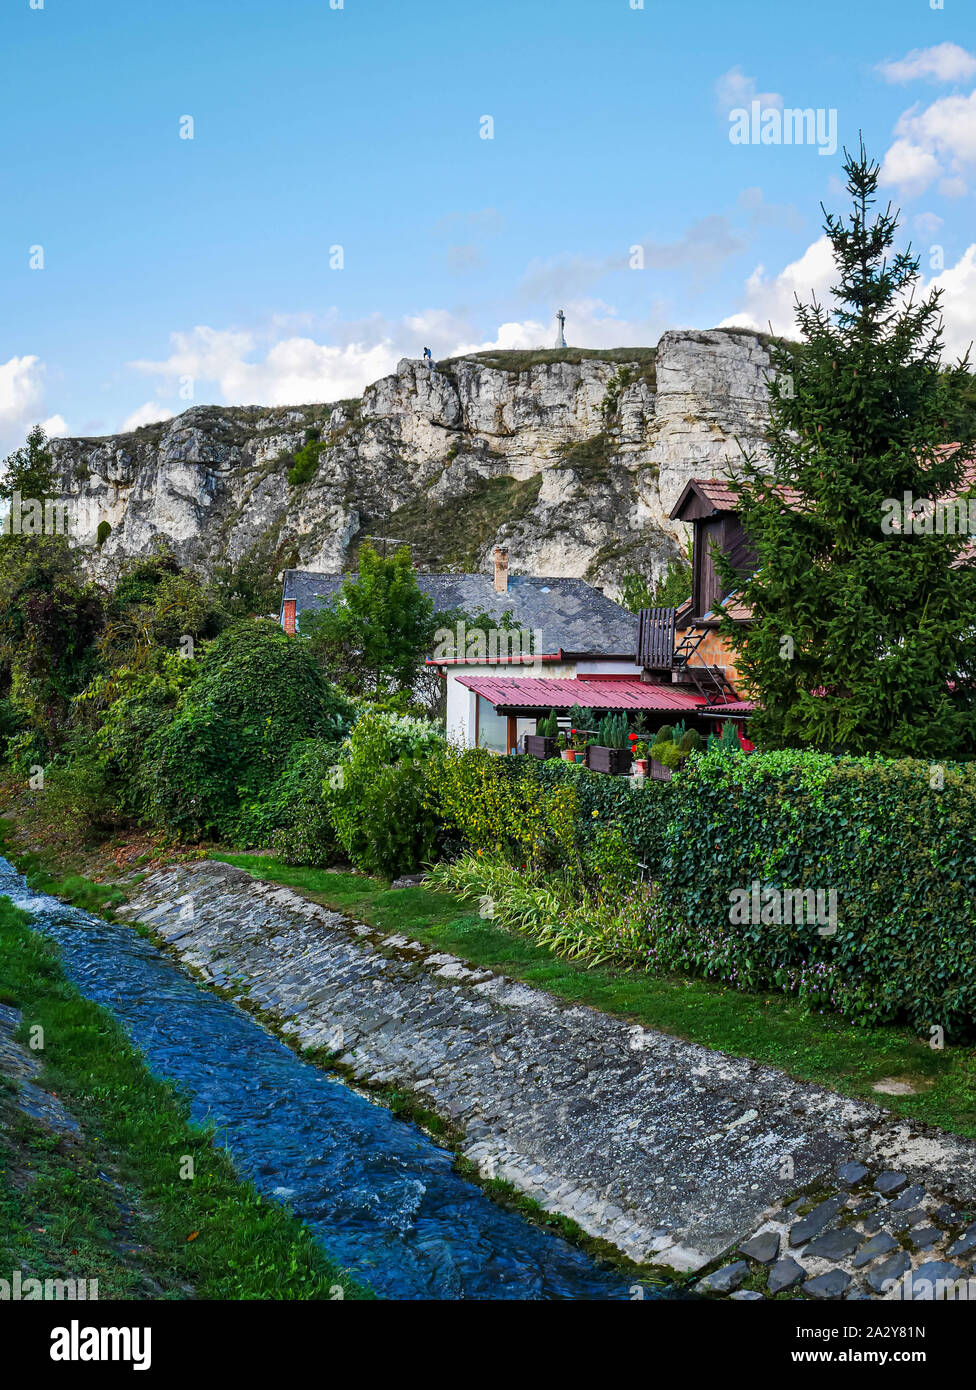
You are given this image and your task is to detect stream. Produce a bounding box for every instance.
[0,856,672,1300]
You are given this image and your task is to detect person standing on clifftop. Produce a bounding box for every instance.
[423,346,432,364]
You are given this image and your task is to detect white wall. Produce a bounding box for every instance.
[575,659,642,676]
[441,660,646,747]
[445,669,478,747]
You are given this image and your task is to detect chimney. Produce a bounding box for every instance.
[493,547,509,593]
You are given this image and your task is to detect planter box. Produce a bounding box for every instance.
[648,757,673,782]
[524,735,558,760]
[587,746,633,776]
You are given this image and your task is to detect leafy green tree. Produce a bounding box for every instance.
[300,540,437,697]
[101,554,227,668]
[0,424,57,508]
[0,544,105,748]
[720,142,976,757]
[211,524,302,620]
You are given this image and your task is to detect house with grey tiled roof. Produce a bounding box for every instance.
[280,548,641,751]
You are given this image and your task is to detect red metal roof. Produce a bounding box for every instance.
[456,675,711,712]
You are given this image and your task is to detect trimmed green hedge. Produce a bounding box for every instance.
[441,749,976,1036]
[651,750,976,1035]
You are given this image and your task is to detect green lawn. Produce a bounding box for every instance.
[0,895,372,1301]
[215,853,976,1140]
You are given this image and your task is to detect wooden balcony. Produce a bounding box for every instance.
[636,606,676,670]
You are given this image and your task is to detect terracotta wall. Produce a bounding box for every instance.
[686,627,743,687]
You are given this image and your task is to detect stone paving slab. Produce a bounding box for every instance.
[0,1003,82,1140]
[120,862,976,1291]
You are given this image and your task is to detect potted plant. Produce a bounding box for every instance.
[648,724,703,780]
[560,728,577,762]
[571,726,590,766]
[567,703,595,734]
[587,713,633,775]
[525,708,559,760]
[632,739,649,776]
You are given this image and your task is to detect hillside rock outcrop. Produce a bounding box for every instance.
[48,327,774,598]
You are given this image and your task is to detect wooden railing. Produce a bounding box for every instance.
[637,606,676,670]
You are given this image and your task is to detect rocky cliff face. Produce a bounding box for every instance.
[48,327,773,599]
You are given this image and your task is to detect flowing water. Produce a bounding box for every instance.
[0,857,672,1300]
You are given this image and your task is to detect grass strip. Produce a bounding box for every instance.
[0,894,372,1300]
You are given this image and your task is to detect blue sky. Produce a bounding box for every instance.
[2,0,975,450]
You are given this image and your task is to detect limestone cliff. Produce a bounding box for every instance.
[48,327,774,599]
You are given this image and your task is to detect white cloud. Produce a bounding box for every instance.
[720,235,976,363]
[924,243,976,360]
[0,355,64,457]
[718,236,836,336]
[130,326,403,407]
[913,211,944,238]
[880,88,976,196]
[127,299,672,417]
[121,402,174,432]
[448,319,548,357]
[715,66,783,114]
[880,138,943,197]
[878,43,976,85]
[41,414,67,438]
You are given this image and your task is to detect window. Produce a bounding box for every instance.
[477,696,509,753]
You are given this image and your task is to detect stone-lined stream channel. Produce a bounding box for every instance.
[0,857,669,1300]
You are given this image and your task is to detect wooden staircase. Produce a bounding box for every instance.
[637,607,738,706]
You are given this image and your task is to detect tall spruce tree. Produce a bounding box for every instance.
[719,142,976,758]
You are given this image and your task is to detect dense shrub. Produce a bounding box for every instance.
[651,750,976,1033]
[0,696,23,755]
[533,757,670,869]
[428,746,976,1035]
[147,621,352,837]
[40,753,119,844]
[325,709,446,876]
[267,749,343,865]
[431,747,580,871]
[86,654,196,817]
[240,738,342,857]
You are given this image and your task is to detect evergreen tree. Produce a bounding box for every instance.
[720,142,976,757]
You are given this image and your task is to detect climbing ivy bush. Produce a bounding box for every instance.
[652,750,976,1034]
[146,621,353,838]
